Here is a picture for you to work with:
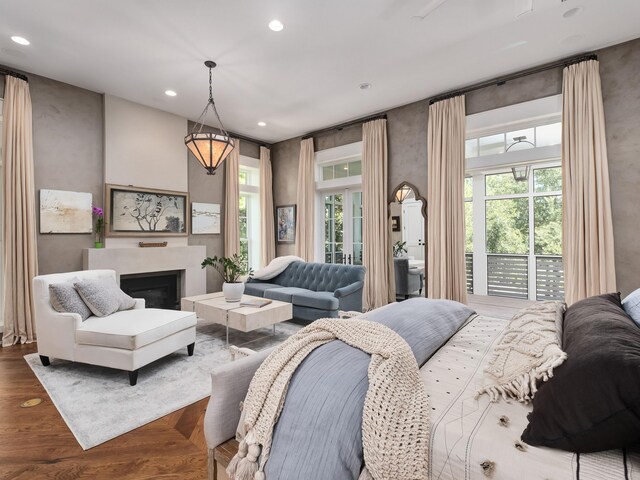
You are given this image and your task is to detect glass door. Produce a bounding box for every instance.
[324,189,362,265]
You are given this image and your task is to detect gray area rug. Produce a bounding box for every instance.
[24,318,301,450]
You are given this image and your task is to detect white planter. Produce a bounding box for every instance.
[223,282,244,302]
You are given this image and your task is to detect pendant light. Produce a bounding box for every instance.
[185,61,235,175]
[395,185,413,203]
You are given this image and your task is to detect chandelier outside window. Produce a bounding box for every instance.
[185,61,235,175]
[506,135,534,182]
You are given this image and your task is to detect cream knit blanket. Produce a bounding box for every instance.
[227,318,430,480]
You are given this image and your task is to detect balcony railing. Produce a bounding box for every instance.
[465,253,565,301]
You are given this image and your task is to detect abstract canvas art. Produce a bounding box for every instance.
[39,189,92,234]
[192,202,221,234]
[105,184,189,236]
[276,204,296,244]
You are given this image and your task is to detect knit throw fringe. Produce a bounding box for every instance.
[226,318,430,480]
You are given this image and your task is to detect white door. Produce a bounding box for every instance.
[402,200,425,260]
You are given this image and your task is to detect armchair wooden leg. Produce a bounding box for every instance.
[187,342,195,356]
[39,355,50,366]
[405,294,409,300]
[128,370,139,386]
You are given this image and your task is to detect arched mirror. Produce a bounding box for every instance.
[389,182,427,299]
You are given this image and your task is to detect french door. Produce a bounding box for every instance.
[323,189,362,265]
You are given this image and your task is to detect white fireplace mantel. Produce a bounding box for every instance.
[83,245,206,297]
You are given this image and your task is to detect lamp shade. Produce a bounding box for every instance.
[185,132,235,175]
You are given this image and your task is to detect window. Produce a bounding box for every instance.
[321,159,362,181]
[466,164,563,301]
[465,122,562,159]
[239,158,261,270]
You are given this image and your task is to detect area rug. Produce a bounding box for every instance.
[24,319,301,450]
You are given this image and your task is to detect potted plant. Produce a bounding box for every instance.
[93,206,104,248]
[201,254,253,302]
[393,241,407,258]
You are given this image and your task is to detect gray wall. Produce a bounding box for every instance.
[271,37,640,296]
[187,120,261,291]
[1,68,104,275]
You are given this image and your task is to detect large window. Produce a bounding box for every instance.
[467,164,563,301]
[239,157,261,270]
[465,122,562,159]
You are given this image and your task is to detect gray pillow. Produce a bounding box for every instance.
[622,288,640,327]
[74,277,136,317]
[49,281,92,321]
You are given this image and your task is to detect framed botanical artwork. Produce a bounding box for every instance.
[192,202,221,234]
[39,189,93,234]
[276,204,296,244]
[105,184,189,237]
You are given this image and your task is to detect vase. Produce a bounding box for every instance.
[94,242,104,249]
[222,282,244,302]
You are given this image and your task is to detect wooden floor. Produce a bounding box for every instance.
[0,294,530,479]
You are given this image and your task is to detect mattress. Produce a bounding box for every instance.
[420,314,640,480]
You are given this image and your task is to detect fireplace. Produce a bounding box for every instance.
[120,271,181,310]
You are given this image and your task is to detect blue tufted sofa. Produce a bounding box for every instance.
[245,261,366,322]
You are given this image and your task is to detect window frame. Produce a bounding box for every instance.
[239,156,261,270]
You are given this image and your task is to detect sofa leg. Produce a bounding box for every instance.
[39,355,50,366]
[419,288,423,295]
[187,342,195,356]
[128,370,139,386]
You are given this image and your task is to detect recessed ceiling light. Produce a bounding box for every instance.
[10,36,30,46]
[360,83,372,90]
[257,121,267,127]
[164,90,177,97]
[563,7,583,18]
[268,20,284,32]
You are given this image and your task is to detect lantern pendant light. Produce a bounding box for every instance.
[185,61,235,175]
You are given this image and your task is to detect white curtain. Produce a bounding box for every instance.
[2,76,38,346]
[562,60,616,305]
[224,139,240,257]
[427,95,468,304]
[295,138,314,261]
[259,146,276,267]
[362,119,394,310]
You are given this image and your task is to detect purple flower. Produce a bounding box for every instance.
[92,206,104,218]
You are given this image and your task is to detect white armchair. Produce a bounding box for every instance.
[33,269,197,385]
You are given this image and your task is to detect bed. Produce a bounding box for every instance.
[204,300,640,480]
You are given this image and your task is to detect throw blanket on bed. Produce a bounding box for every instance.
[227,318,430,480]
[250,255,304,281]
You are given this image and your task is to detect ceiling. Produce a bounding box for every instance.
[1,0,639,143]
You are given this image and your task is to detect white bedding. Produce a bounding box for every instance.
[421,314,640,480]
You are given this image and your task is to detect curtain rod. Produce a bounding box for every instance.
[228,131,271,149]
[302,113,387,140]
[0,67,28,83]
[428,53,597,105]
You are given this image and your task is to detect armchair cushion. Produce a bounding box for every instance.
[75,277,136,317]
[76,308,197,350]
[49,281,92,321]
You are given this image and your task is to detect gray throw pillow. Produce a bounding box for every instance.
[74,277,136,317]
[622,288,640,327]
[49,281,92,321]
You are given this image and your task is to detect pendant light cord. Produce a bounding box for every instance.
[193,65,231,140]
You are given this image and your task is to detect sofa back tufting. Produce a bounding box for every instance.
[269,262,365,292]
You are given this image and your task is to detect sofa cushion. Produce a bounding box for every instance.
[244,282,282,298]
[269,262,365,292]
[292,291,339,311]
[76,308,196,350]
[622,288,640,327]
[264,287,312,303]
[49,280,92,321]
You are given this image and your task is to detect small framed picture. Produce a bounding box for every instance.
[191,202,221,234]
[276,204,296,244]
[391,215,401,232]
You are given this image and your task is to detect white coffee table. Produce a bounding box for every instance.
[181,292,293,347]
